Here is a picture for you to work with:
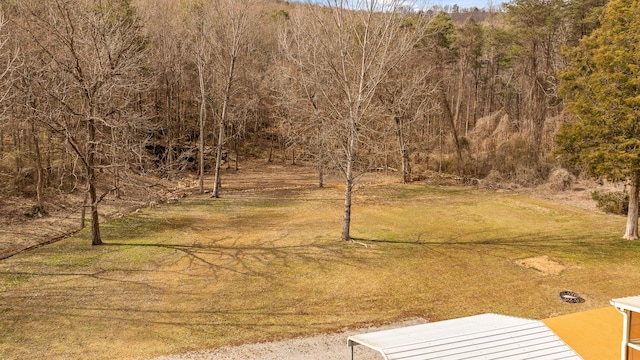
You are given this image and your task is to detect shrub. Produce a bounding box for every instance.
[547,168,575,191]
[591,190,629,215]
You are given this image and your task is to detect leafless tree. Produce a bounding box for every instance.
[378,52,439,184]
[285,0,429,241]
[139,0,192,178]
[209,0,256,198]
[183,1,215,194]
[16,0,148,245]
[0,8,19,163]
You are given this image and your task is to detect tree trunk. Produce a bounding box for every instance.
[341,159,354,241]
[395,117,410,184]
[80,191,88,229]
[14,128,22,189]
[341,122,357,242]
[234,138,239,171]
[197,62,206,195]
[318,130,324,188]
[89,177,101,245]
[529,40,546,159]
[212,114,225,198]
[401,147,410,184]
[435,46,464,176]
[453,57,468,137]
[87,118,102,245]
[624,171,640,240]
[318,155,324,188]
[213,55,236,198]
[268,135,274,162]
[440,88,464,175]
[31,122,45,213]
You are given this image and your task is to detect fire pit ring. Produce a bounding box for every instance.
[559,291,585,303]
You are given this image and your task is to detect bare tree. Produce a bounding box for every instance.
[0,10,17,104]
[378,52,438,184]
[209,0,255,198]
[278,12,331,186]
[140,0,192,178]
[184,1,214,194]
[0,8,19,163]
[16,0,148,245]
[506,0,565,158]
[286,1,428,241]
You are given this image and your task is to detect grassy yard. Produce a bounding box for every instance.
[1,165,638,359]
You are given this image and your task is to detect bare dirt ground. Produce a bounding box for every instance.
[514,255,580,275]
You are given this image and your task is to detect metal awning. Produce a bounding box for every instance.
[610,295,640,359]
[611,295,640,313]
[347,313,583,359]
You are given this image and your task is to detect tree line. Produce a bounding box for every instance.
[0,0,611,244]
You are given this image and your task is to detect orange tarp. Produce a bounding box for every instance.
[543,307,622,360]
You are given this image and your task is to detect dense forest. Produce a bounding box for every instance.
[0,0,610,243]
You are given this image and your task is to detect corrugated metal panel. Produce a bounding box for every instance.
[348,314,582,360]
[611,295,640,313]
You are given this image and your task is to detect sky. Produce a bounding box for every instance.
[418,0,502,8]
[426,0,505,9]
[299,0,507,11]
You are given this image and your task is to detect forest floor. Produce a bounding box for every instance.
[0,173,188,260]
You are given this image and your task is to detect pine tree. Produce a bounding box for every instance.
[557,0,640,239]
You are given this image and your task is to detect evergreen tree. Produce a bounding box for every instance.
[557,0,640,239]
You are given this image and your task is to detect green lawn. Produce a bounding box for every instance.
[0,169,637,359]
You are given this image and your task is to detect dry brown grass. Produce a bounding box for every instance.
[1,162,638,359]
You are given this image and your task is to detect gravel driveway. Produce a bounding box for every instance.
[154,319,427,360]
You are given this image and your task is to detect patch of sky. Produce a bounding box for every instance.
[290,0,507,12]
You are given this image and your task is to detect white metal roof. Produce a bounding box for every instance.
[610,295,640,313]
[347,313,583,360]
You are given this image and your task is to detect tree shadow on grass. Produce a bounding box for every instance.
[102,238,360,280]
[352,229,623,259]
[0,241,367,349]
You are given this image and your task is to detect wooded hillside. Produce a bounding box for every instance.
[0,0,608,242]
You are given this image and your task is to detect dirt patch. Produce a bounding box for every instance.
[515,255,577,275]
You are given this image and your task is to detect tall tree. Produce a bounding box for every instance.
[16,0,148,245]
[565,0,607,45]
[506,0,565,158]
[378,49,437,184]
[425,11,465,175]
[286,0,426,241]
[557,0,640,240]
[0,9,17,107]
[138,0,192,177]
[0,7,19,162]
[278,6,332,186]
[184,0,214,194]
[209,0,255,198]
[453,17,484,137]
